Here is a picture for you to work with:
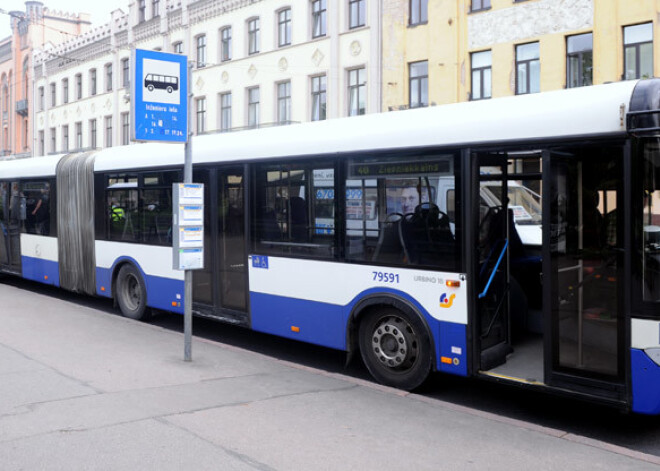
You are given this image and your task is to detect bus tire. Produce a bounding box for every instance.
[147,84,154,91]
[167,86,173,93]
[116,264,151,321]
[358,306,432,390]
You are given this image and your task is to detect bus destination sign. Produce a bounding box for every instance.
[131,49,188,143]
[348,157,452,178]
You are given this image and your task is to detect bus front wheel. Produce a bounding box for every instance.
[358,307,432,390]
[166,86,173,93]
[116,264,151,321]
[147,84,154,91]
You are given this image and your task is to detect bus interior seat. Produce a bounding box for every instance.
[373,212,404,263]
[400,203,455,265]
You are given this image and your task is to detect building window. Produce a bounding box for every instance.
[196,97,206,134]
[50,127,56,153]
[121,112,130,145]
[409,61,428,108]
[516,42,540,95]
[349,0,366,29]
[138,0,146,22]
[348,67,366,116]
[23,119,28,149]
[410,0,428,25]
[38,86,44,111]
[105,116,113,147]
[105,63,113,92]
[312,0,327,38]
[75,122,82,149]
[277,81,291,124]
[75,73,82,100]
[248,18,260,55]
[220,27,232,61]
[566,33,593,88]
[122,58,130,87]
[62,78,69,104]
[90,69,97,96]
[173,41,183,54]
[153,0,160,17]
[196,35,206,68]
[624,23,653,80]
[278,9,292,47]
[471,50,492,100]
[90,119,97,149]
[62,125,69,152]
[471,0,490,12]
[38,130,44,156]
[247,87,260,128]
[220,92,232,131]
[50,82,56,107]
[311,75,327,121]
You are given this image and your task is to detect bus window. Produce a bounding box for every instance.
[22,181,52,236]
[253,162,337,258]
[345,153,460,271]
[642,140,660,302]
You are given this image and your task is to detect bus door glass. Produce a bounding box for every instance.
[475,156,511,371]
[546,146,624,391]
[0,181,22,273]
[192,166,248,317]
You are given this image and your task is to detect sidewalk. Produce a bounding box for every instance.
[0,281,658,470]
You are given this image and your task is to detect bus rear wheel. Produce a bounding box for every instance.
[166,86,173,93]
[116,264,151,321]
[358,307,432,390]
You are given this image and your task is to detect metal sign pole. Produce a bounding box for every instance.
[183,60,194,362]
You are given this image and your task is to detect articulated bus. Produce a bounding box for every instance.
[2,79,660,414]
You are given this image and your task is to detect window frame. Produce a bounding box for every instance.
[247,87,260,128]
[349,0,366,29]
[220,92,232,132]
[220,26,232,62]
[248,17,260,55]
[409,0,428,26]
[196,35,207,68]
[566,32,593,88]
[515,42,540,95]
[278,8,292,47]
[311,74,327,121]
[409,60,428,108]
[470,0,491,12]
[347,67,366,116]
[471,50,492,100]
[277,80,292,124]
[623,23,654,80]
[311,0,327,38]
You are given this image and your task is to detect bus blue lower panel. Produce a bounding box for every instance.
[631,348,660,415]
[95,267,185,314]
[250,291,468,377]
[21,255,59,287]
[250,292,347,350]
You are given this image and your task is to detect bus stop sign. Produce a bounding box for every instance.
[131,49,188,142]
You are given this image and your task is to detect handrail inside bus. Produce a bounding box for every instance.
[478,239,509,299]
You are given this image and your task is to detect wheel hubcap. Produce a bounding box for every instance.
[125,274,141,310]
[371,315,418,370]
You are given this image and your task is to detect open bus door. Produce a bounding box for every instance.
[474,154,512,371]
[0,181,22,274]
[544,148,626,401]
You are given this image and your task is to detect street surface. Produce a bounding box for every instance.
[1,277,659,470]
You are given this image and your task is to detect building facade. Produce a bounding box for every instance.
[33,0,381,156]
[382,0,660,109]
[0,1,90,159]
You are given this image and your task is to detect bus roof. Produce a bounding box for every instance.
[0,79,641,176]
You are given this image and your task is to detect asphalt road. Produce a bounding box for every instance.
[4,276,660,457]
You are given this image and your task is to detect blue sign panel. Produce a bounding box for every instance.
[131,49,188,142]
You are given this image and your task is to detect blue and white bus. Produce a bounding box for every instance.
[2,79,660,414]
